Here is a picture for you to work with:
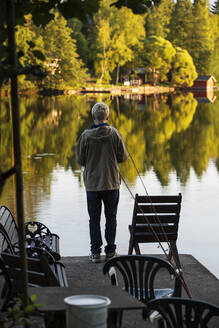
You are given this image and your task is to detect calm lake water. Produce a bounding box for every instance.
[1,92,219,277]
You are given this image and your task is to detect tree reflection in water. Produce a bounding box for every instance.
[1,92,219,203]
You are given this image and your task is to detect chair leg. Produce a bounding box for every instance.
[169,241,181,269]
[108,310,123,328]
[128,239,134,255]
[134,242,141,255]
[157,318,165,328]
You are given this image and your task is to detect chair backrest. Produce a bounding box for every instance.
[0,257,12,311]
[131,194,182,243]
[0,206,19,246]
[25,221,52,239]
[1,252,60,290]
[147,297,219,327]
[103,255,181,304]
[0,228,14,254]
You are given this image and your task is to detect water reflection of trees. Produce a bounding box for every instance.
[1,92,219,212]
[110,93,198,185]
[143,93,198,185]
[171,97,219,183]
[0,95,90,216]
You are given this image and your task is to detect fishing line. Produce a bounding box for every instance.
[109,115,179,265]
[108,113,192,297]
[124,145,180,267]
[127,149,181,269]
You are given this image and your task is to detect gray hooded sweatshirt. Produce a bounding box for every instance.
[76,125,128,191]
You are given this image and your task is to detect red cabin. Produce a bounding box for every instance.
[192,75,216,89]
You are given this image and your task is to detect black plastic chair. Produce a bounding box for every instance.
[103,255,182,327]
[147,297,219,327]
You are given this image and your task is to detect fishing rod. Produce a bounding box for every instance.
[108,111,181,263]
[108,114,192,297]
[127,150,182,267]
[109,115,179,263]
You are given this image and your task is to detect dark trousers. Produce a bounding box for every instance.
[86,190,119,254]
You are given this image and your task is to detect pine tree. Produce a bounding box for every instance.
[146,0,174,38]
[189,0,215,73]
[168,0,193,50]
[43,13,88,88]
[67,18,90,66]
[209,13,219,79]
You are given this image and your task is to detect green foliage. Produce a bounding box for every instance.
[15,14,45,90]
[92,0,145,83]
[42,13,89,88]
[1,0,218,90]
[67,18,90,66]
[189,0,215,73]
[168,0,193,50]
[111,0,158,13]
[13,0,101,27]
[144,36,176,84]
[171,47,197,86]
[7,295,41,327]
[57,0,101,21]
[146,0,174,38]
[209,15,219,80]
[0,0,101,90]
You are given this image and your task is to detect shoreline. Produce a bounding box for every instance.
[1,85,218,97]
[0,85,175,97]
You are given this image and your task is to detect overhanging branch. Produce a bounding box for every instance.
[0,65,47,79]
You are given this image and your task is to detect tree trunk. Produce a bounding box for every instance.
[6,0,29,307]
[116,65,120,85]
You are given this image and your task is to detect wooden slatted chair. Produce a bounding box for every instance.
[0,205,60,260]
[128,194,182,268]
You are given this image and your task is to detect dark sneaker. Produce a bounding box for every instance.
[105,252,117,261]
[90,253,101,263]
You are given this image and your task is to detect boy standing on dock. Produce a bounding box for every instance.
[76,102,128,263]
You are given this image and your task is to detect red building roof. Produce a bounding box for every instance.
[195,75,216,82]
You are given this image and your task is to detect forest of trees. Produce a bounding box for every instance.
[2,0,219,91]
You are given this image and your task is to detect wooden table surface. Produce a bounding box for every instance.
[28,285,146,313]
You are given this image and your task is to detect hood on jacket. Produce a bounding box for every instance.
[84,126,114,142]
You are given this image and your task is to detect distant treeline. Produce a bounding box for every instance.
[3,0,219,91]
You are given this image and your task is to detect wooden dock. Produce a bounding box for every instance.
[60,254,219,328]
